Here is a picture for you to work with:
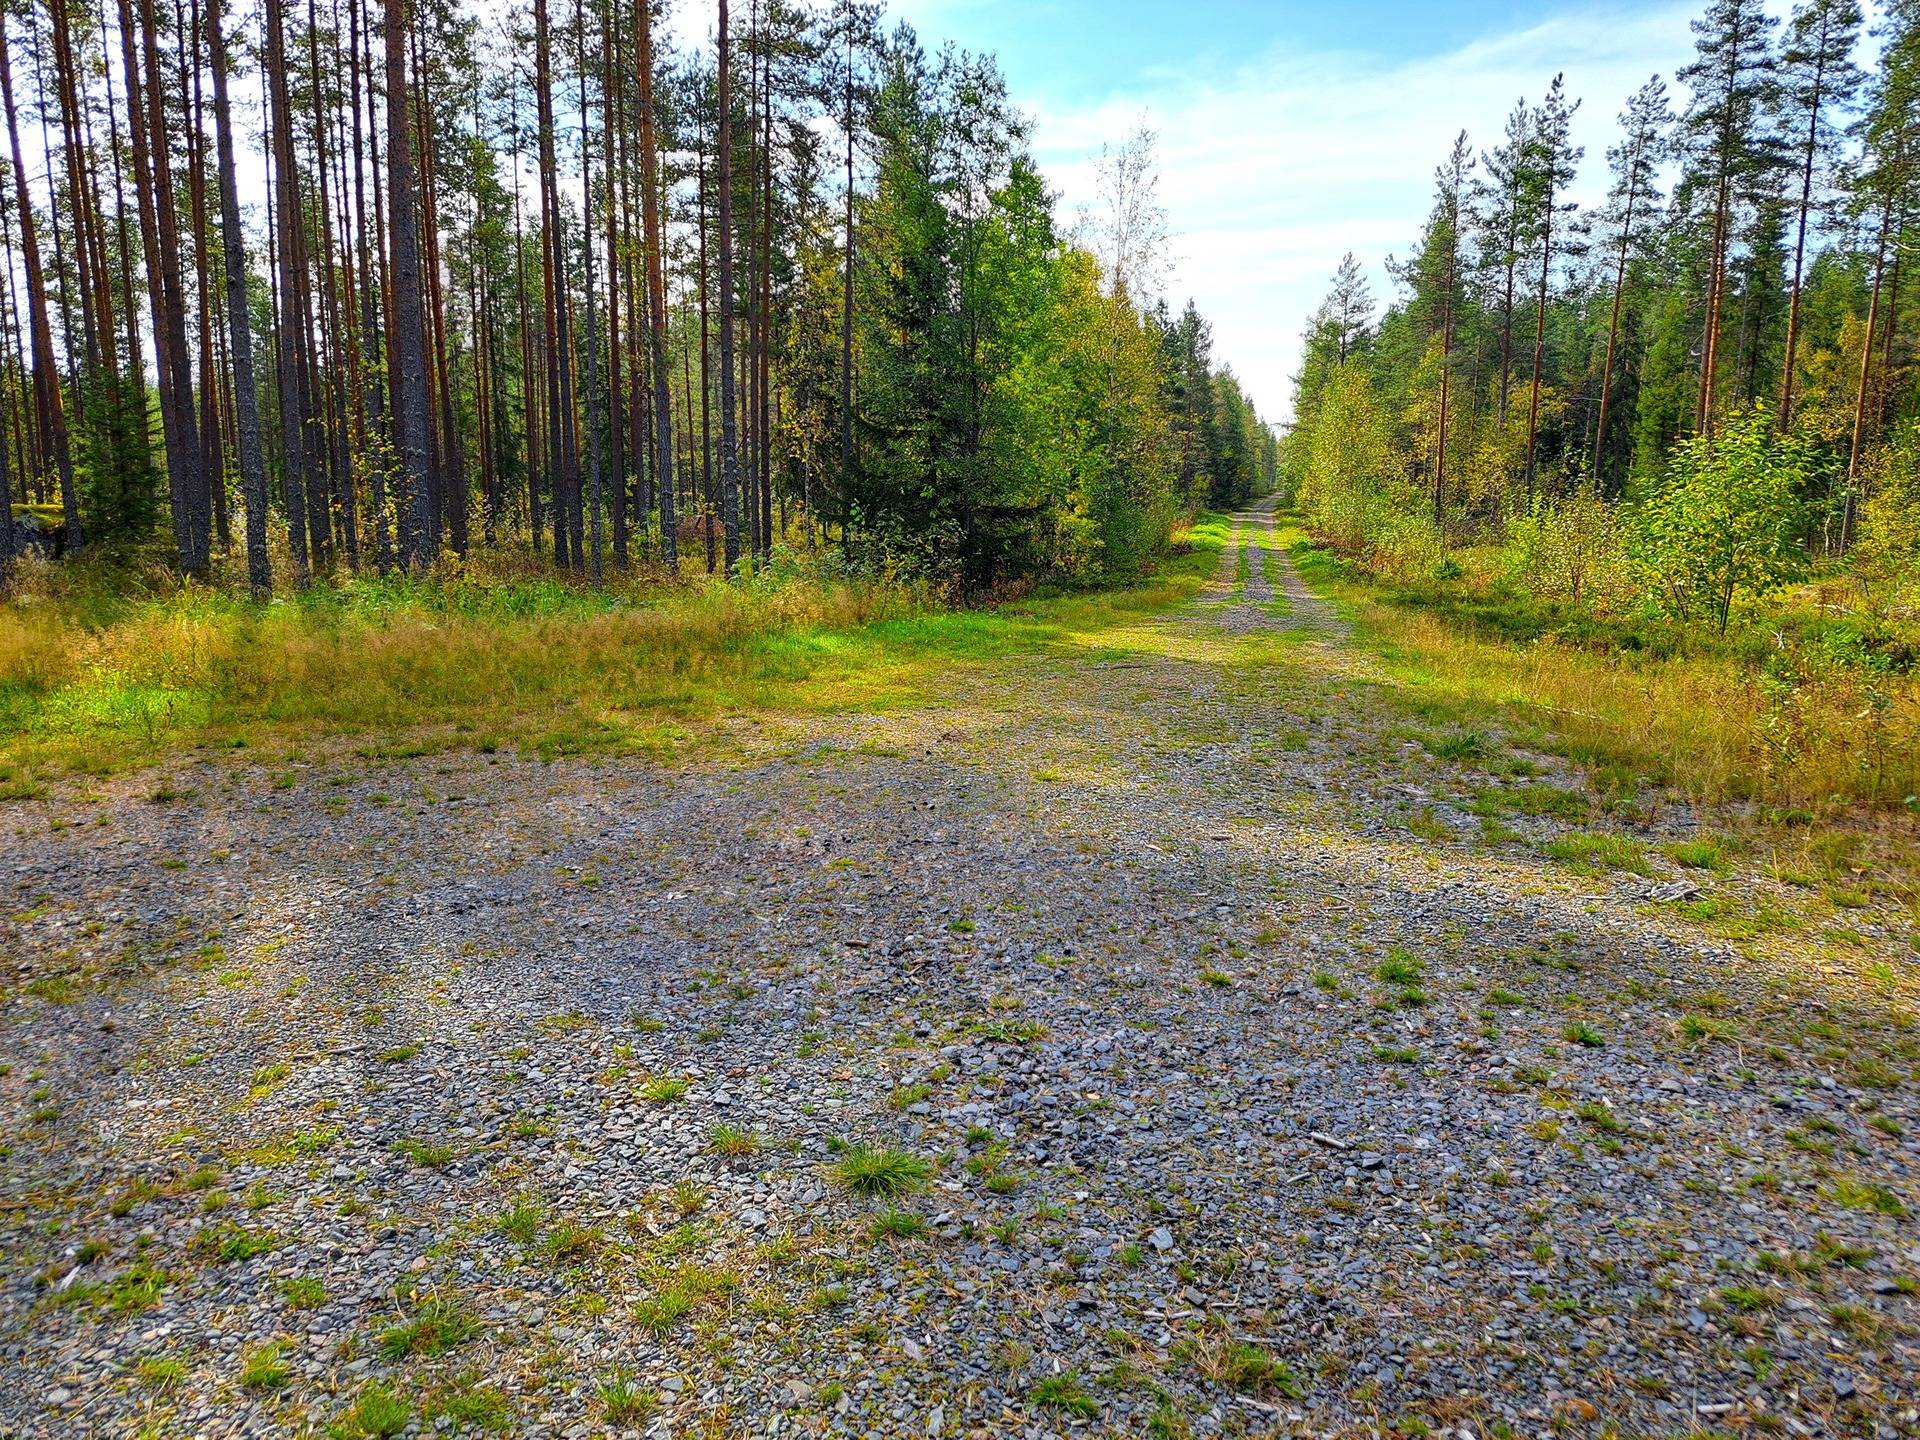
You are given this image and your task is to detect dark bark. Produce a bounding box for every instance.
[385,0,434,563]
[207,0,272,595]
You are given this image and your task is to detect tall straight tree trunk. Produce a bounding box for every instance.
[306,0,358,565]
[604,0,626,567]
[1522,197,1556,491]
[1696,25,1743,439]
[1844,193,1891,551]
[534,0,578,569]
[840,16,855,503]
[207,0,271,594]
[264,0,314,579]
[637,0,675,570]
[385,0,434,563]
[716,0,741,574]
[509,93,541,555]
[0,12,77,550]
[1594,179,1640,493]
[122,0,208,572]
[1496,218,1518,424]
[578,0,603,582]
[348,0,390,569]
[1434,251,1454,524]
[181,0,229,551]
[1779,73,1825,426]
[1880,204,1904,428]
[411,34,463,556]
[759,29,773,561]
[699,139,715,571]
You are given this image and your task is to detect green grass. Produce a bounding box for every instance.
[1030,1373,1100,1420]
[597,1371,658,1424]
[868,1207,927,1241]
[639,1074,691,1104]
[238,1341,291,1392]
[392,1138,455,1168]
[830,1144,931,1198]
[375,1297,483,1359]
[1543,831,1652,876]
[331,1382,412,1439]
[0,521,1228,781]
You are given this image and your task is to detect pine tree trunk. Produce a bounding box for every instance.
[637,0,676,571]
[207,0,272,594]
[840,16,854,503]
[717,0,741,574]
[385,0,434,563]
[1594,175,1638,493]
[123,0,208,572]
[0,12,78,551]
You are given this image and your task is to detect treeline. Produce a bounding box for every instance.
[0,0,1274,598]
[1285,0,1920,633]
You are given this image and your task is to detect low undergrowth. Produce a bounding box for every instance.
[1288,524,1920,818]
[0,518,1228,782]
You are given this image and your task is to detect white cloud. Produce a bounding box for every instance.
[1005,3,1700,423]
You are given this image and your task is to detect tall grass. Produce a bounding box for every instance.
[0,566,920,774]
[0,521,1227,779]
[1291,536,1920,815]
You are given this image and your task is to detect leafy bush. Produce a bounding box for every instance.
[1635,407,1809,632]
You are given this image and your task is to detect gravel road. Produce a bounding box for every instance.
[2,506,1914,1439]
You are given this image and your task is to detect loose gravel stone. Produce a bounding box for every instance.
[0,501,1914,1438]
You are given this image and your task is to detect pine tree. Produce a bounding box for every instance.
[1776,0,1863,425]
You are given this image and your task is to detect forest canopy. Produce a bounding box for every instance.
[1285,0,1920,620]
[0,0,1276,600]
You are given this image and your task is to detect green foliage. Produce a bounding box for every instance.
[1635,408,1810,631]
[829,1144,931,1197]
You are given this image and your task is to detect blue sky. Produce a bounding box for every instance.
[885,0,1705,422]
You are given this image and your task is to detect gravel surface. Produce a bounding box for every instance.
[2,503,1916,1439]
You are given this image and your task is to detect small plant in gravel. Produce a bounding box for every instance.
[133,1353,188,1390]
[109,1179,160,1218]
[1030,1373,1099,1419]
[831,1144,930,1197]
[1188,1335,1307,1398]
[239,1340,291,1392]
[887,1082,933,1110]
[330,1382,411,1439]
[633,1287,693,1337]
[639,1074,691,1103]
[420,1369,514,1431]
[868,1208,926,1242]
[597,1370,658,1424]
[1544,831,1651,876]
[376,1296,483,1359]
[393,1138,456,1168]
[281,1276,327,1309]
[1562,1021,1605,1047]
[1199,968,1233,987]
[496,1201,543,1244]
[1575,1101,1625,1133]
[1372,1044,1419,1064]
[1829,1175,1908,1217]
[1677,1013,1736,1044]
[374,1044,420,1064]
[193,1222,280,1264]
[538,1220,603,1263]
[709,1123,761,1156]
[670,1179,706,1215]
